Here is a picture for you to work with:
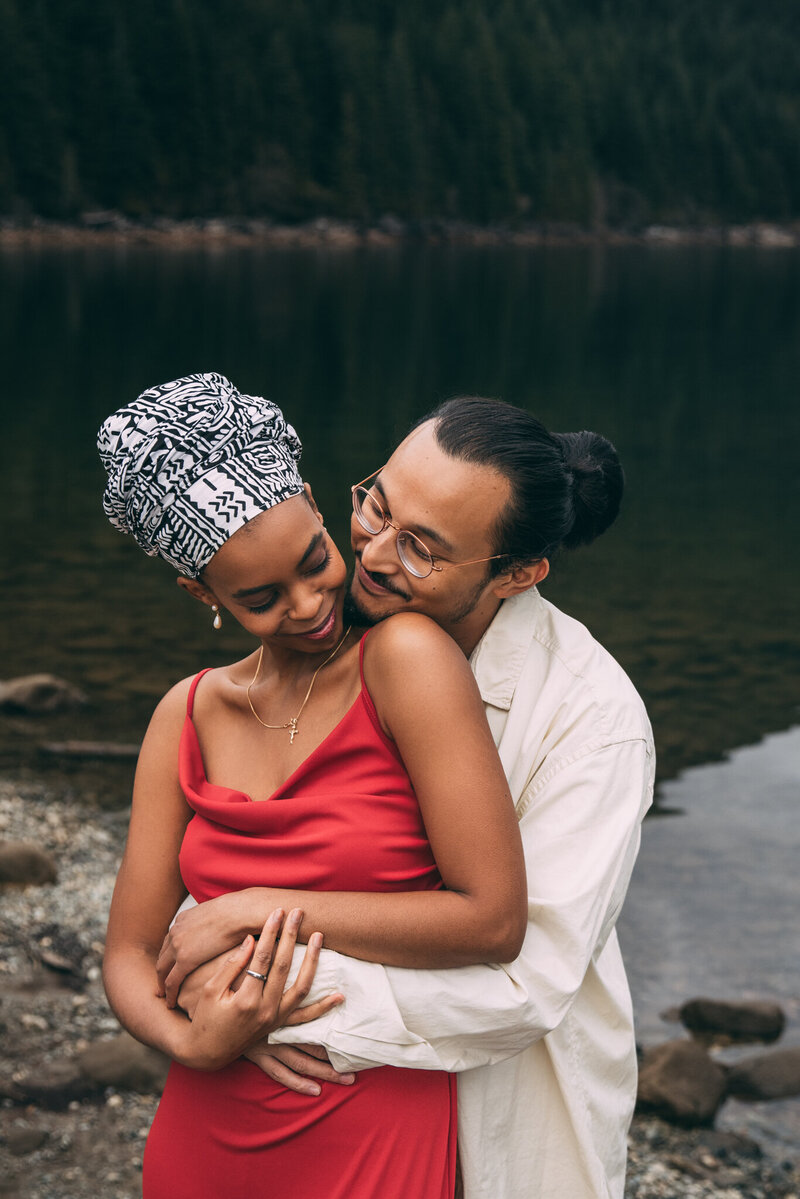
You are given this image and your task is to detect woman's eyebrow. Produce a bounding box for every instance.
[297,530,325,567]
[232,533,324,599]
[374,478,455,554]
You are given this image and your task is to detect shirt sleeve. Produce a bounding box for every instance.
[271,736,654,1072]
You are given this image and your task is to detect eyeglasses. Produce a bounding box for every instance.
[351,469,505,579]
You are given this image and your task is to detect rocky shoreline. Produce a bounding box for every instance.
[2,775,799,1199]
[2,212,800,251]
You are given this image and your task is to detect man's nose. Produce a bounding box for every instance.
[359,525,402,575]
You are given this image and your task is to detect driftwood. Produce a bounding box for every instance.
[40,740,140,760]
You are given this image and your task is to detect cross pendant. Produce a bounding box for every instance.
[288,719,299,744]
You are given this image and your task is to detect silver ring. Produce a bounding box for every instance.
[245,969,268,982]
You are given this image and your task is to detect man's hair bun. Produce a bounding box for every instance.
[554,431,624,549]
[424,397,625,570]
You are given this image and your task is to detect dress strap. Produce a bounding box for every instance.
[186,668,214,717]
[357,628,372,690]
[356,629,401,757]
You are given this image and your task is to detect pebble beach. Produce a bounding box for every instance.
[2,776,799,1199]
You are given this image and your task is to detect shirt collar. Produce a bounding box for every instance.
[469,587,543,710]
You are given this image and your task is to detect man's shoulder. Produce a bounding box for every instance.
[540,599,650,739]
[481,590,651,746]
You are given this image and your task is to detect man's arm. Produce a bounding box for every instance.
[271,738,654,1072]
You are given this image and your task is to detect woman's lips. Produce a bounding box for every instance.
[300,606,337,640]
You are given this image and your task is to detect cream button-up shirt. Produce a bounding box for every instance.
[272,587,655,1198]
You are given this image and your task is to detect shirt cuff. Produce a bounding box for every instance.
[269,946,347,1057]
[269,949,447,1072]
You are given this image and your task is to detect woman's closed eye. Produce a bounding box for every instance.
[248,592,278,614]
[306,550,332,577]
[246,551,332,614]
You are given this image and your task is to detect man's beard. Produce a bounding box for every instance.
[343,579,381,627]
[445,573,492,625]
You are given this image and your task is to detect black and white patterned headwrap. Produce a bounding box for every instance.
[97,373,304,577]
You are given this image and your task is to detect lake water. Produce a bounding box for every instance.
[1,242,797,799]
[619,726,800,1159]
[1,241,798,1150]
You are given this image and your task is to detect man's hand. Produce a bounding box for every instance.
[157,891,257,1007]
[244,1042,356,1097]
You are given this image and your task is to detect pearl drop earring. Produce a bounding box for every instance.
[212,604,222,630]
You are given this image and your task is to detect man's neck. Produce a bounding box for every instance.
[446,596,504,658]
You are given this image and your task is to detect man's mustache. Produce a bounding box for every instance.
[352,554,411,600]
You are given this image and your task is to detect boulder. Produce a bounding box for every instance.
[0,841,57,885]
[0,674,88,714]
[1,1060,93,1108]
[680,997,785,1043]
[377,214,407,237]
[33,923,88,979]
[4,1120,48,1156]
[637,1039,727,1126]
[726,1047,800,1101]
[77,1031,170,1093]
[692,1127,763,1163]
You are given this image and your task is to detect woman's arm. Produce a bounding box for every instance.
[103,680,198,1058]
[159,616,527,1002]
[103,681,332,1068]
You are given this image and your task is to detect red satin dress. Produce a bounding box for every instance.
[143,636,456,1199]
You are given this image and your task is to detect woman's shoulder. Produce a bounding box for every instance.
[161,655,262,724]
[148,672,199,727]
[150,659,243,723]
[365,612,459,658]
[363,614,473,694]
[361,616,487,745]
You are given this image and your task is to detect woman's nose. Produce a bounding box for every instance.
[288,583,325,622]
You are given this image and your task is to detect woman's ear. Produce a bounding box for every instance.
[304,482,324,525]
[491,558,549,600]
[177,576,218,608]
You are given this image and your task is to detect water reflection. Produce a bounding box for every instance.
[0,244,798,803]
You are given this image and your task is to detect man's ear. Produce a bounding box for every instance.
[304,482,324,525]
[177,575,218,608]
[490,558,549,600]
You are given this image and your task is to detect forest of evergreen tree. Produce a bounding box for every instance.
[2,0,798,226]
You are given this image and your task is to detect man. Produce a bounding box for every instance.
[163,398,654,1198]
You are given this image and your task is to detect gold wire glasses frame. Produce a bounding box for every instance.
[351,468,505,579]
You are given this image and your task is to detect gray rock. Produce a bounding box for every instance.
[680,997,785,1043]
[0,841,57,885]
[726,1046,800,1100]
[692,1127,763,1162]
[4,1120,48,1155]
[2,1059,94,1108]
[0,674,88,714]
[637,1039,727,1126]
[377,214,407,237]
[77,1031,169,1093]
[80,210,125,229]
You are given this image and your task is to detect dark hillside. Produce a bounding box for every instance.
[2,0,798,225]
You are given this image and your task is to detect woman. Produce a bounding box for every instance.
[99,373,527,1199]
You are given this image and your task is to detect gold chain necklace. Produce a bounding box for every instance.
[246,626,352,744]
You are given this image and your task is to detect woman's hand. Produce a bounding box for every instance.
[177,950,345,1027]
[157,889,276,1008]
[177,907,322,1072]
